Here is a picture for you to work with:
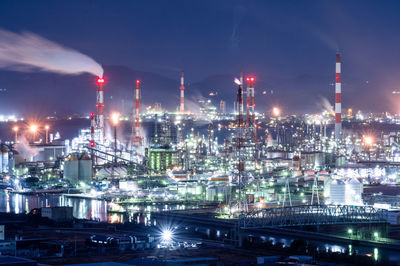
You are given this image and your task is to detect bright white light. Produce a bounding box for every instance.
[111,112,120,126]
[161,229,173,241]
[234,78,241,85]
[364,136,373,145]
[272,107,280,117]
[29,124,38,133]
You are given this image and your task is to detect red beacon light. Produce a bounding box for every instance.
[136,80,140,84]
[97,77,105,84]
[90,140,95,147]
[90,112,95,117]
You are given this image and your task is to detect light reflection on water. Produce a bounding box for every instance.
[2,191,399,263]
[0,192,192,225]
[0,192,108,221]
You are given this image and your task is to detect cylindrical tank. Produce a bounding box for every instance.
[345,178,363,205]
[78,153,92,181]
[206,187,217,201]
[323,175,332,198]
[64,154,79,181]
[0,150,8,173]
[329,179,346,205]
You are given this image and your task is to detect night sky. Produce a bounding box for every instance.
[1,0,400,116]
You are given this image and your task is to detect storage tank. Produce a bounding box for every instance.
[206,187,217,201]
[216,185,231,201]
[64,154,79,181]
[119,180,137,191]
[329,179,346,205]
[323,175,332,198]
[0,148,9,173]
[78,153,92,181]
[345,178,363,205]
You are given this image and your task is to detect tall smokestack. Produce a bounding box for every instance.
[239,73,244,116]
[180,72,185,114]
[220,100,226,114]
[96,77,105,141]
[335,53,342,141]
[131,80,142,147]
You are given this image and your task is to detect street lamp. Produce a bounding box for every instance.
[272,107,281,117]
[12,126,18,143]
[347,228,353,238]
[111,112,120,186]
[111,113,120,158]
[364,136,373,146]
[363,135,374,161]
[29,124,38,142]
[111,113,120,126]
[272,107,281,147]
[363,135,374,184]
[45,125,50,144]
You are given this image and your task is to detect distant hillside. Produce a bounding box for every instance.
[0,65,385,117]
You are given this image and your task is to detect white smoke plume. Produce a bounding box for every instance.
[234,78,242,85]
[318,96,335,115]
[0,29,103,77]
[15,135,39,161]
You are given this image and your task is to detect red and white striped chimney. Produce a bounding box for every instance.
[96,77,105,141]
[335,53,342,140]
[180,72,185,114]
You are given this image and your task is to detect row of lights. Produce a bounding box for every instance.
[12,124,49,133]
[347,228,379,240]
[12,124,50,143]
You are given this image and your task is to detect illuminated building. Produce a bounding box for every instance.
[145,147,176,172]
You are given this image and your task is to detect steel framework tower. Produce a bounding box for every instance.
[236,75,246,211]
[90,112,95,147]
[131,80,142,146]
[335,53,342,141]
[246,76,256,141]
[239,73,244,117]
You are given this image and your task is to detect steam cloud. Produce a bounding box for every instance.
[16,135,39,161]
[318,96,335,115]
[0,29,103,77]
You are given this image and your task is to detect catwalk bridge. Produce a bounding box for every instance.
[238,205,388,229]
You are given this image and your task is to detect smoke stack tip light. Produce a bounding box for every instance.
[97,77,105,84]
